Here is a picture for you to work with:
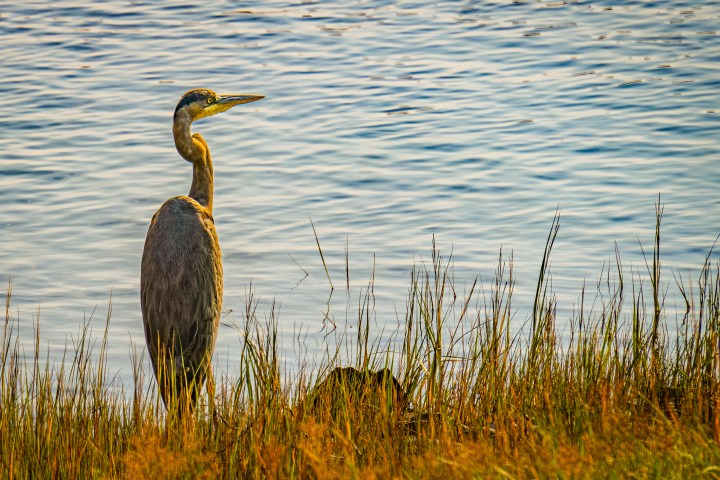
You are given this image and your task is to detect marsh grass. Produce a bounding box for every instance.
[2,207,720,478]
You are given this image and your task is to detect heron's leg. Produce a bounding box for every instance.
[207,364,217,427]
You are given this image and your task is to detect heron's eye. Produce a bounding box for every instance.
[207,97,213,104]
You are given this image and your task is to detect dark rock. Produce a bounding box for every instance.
[303,366,409,419]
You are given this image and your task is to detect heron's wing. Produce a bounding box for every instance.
[141,196,222,379]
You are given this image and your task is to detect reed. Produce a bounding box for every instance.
[1,207,720,478]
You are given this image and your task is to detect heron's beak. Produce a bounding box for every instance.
[218,94,265,108]
[199,94,264,119]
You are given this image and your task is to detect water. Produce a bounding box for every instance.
[1,1,719,382]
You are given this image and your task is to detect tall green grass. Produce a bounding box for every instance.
[1,208,720,478]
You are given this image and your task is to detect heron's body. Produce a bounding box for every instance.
[140,89,263,410]
[141,195,222,405]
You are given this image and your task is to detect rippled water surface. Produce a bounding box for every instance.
[2,1,719,379]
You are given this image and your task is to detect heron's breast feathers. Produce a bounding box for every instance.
[140,196,222,367]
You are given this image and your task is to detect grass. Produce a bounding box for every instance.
[2,205,720,479]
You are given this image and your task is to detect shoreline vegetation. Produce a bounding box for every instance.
[2,206,720,478]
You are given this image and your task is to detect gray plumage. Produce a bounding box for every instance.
[141,89,263,410]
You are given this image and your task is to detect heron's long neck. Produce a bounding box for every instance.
[173,113,214,214]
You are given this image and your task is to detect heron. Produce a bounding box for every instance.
[141,88,264,412]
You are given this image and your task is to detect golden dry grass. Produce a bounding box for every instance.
[2,209,720,478]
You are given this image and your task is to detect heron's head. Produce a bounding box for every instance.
[174,88,264,122]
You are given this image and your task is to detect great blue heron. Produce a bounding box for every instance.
[141,89,264,411]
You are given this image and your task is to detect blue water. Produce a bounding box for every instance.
[1,1,719,381]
